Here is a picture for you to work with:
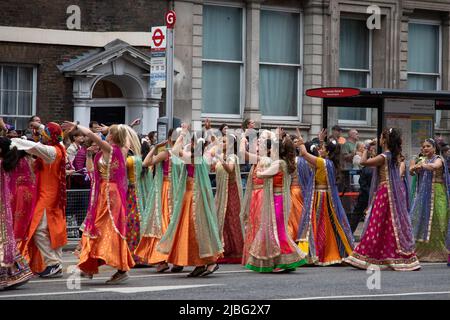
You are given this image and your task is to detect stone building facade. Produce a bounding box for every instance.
[1,0,450,140]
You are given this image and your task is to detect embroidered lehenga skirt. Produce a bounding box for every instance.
[345,183,421,271]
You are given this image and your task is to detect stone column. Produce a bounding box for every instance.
[399,8,414,89]
[243,0,263,126]
[303,0,327,138]
[73,99,91,127]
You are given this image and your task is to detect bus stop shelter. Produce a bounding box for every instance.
[306,87,450,160]
[306,87,450,231]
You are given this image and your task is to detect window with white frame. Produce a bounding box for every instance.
[202,5,243,116]
[408,21,442,127]
[259,9,301,118]
[338,18,371,123]
[408,22,441,91]
[0,64,36,130]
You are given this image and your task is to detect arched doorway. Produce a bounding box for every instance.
[90,79,126,126]
[60,39,160,134]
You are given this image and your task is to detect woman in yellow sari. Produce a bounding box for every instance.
[296,129,354,265]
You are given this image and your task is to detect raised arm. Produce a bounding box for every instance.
[62,121,111,155]
[359,142,384,167]
[295,131,318,167]
[143,141,168,167]
[11,138,56,164]
[256,160,281,178]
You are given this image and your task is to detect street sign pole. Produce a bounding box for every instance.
[166,27,174,130]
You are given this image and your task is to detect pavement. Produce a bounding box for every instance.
[1,250,449,301]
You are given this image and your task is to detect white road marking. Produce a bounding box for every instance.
[27,270,250,284]
[0,284,222,299]
[284,291,450,300]
[93,284,223,294]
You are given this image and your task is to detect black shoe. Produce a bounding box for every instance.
[187,266,206,277]
[39,264,63,278]
[171,265,184,273]
[200,264,219,277]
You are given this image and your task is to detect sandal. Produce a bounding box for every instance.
[200,264,219,277]
[187,266,206,277]
[171,265,184,273]
[156,263,170,273]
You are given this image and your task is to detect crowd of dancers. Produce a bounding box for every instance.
[0,117,449,289]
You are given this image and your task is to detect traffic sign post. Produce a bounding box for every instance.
[165,10,176,130]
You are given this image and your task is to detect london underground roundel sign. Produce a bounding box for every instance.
[306,87,361,98]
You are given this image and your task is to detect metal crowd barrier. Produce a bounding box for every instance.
[65,169,363,240]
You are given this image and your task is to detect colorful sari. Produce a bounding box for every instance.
[0,161,33,289]
[287,157,312,242]
[9,157,36,242]
[157,157,223,266]
[78,145,135,274]
[125,155,151,264]
[241,159,307,272]
[215,154,244,264]
[345,152,420,271]
[410,156,449,262]
[135,151,172,265]
[297,158,354,265]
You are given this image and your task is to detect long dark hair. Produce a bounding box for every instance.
[280,138,296,174]
[382,128,402,165]
[0,137,22,172]
[325,138,340,172]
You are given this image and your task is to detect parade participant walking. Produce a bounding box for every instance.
[62,122,135,284]
[241,130,307,273]
[12,122,67,278]
[410,139,449,262]
[135,133,177,272]
[286,136,309,242]
[123,125,152,265]
[0,137,33,290]
[296,129,354,266]
[157,124,223,277]
[213,135,244,264]
[345,128,421,271]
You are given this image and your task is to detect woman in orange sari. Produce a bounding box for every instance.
[62,121,135,284]
[135,129,182,272]
[157,125,223,277]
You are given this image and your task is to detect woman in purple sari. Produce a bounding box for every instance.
[345,128,421,271]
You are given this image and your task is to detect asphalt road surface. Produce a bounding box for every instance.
[1,252,449,301]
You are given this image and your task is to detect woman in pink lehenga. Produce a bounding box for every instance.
[9,152,36,245]
[345,128,421,271]
[0,137,33,290]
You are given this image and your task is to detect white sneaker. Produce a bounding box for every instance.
[105,271,129,285]
[39,264,63,278]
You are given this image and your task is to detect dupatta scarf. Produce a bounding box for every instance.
[128,155,153,236]
[158,156,223,258]
[140,161,163,238]
[0,163,15,266]
[363,152,416,255]
[10,157,36,241]
[240,159,291,259]
[215,154,243,242]
[297,158,355,253]
[84,145,128,239]
[297,156,313,199]
[410,155,442,242]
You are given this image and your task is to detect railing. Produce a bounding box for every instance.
[65,169,363,240]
